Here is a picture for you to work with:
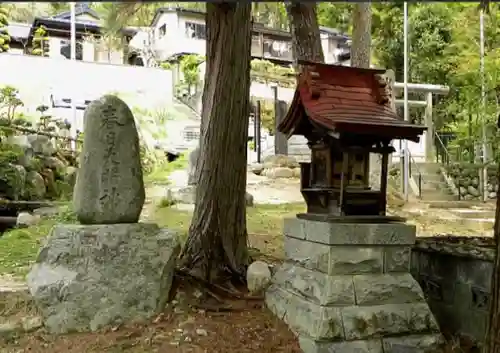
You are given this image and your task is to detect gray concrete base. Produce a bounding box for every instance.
[265,219,443,353]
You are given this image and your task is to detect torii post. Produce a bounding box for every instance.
[393,82,450,162]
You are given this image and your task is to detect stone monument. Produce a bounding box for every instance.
[265,62,442,352]
[27,95,181,334]
[169,145,254,206]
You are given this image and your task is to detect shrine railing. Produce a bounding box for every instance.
[434,132,452,165]
[408,152,422,198]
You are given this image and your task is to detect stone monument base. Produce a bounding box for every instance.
[169,185,254,206]
[265,218,443,353]
[27,223,180,334]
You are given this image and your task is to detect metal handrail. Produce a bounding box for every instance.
[408,151,422,198]
[434,132,452,165]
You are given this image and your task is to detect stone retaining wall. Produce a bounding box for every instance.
[444,163,498,200]
[411,237,493,343]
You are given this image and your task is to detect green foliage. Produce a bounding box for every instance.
[250,59,295,88]
[145,153,188,184]
[0,86,24,137]
[0,6,10,53]
[175,54,204,98]
[250,97,275,133]
[31,25,49,56]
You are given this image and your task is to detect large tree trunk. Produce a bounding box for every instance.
[351,2,372,68]
[286,3,324,64]
[484,162,500,353]
[179,3,252,283]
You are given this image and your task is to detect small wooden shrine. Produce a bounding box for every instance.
[279,61,426,219]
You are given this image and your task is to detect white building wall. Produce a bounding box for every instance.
[0,53,173,132]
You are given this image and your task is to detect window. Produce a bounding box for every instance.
[185,22,206,40]
[159,24,166,38]
[263,38,292,61]
[60,39,83,60]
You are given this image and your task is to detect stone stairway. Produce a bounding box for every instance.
[412,162,457,201]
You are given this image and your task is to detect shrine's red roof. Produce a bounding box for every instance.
[278,62,426,142]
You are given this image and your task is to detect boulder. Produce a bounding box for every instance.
[246,261,271,295]
[26,171,46,199]
[73,95,145,224]
[27,223,181,334]
[187,146,200,186]
[44,157,66,177]
[27,134,55,156]
[16,212,41,228]
[263,154,299,169]
[64,166,78,188]
[265,167,294,179]
[249,163,264,176]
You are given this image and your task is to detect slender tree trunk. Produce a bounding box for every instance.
[484,162,500,353]
[351,2,372,68]
[286,2,324,64]
[180,3,252,283]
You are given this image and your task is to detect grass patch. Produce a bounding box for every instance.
[152,203,306,259]
[145,154,188,184]
[0,206,76,276]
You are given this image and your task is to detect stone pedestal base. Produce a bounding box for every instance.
[27,223,181,334]
[265,218,442,353]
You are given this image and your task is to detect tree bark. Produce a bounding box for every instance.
[351,2,372,68]
[484,162,500,353]
[179,3,252,283]
[286,2,325,64]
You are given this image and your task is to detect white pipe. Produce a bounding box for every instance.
[403,2,409,202]
[70,3,77,150]
[394,82,449,95]
[480,9,487,202]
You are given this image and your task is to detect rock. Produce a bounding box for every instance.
[0,321,20,337]
[10,164,27,199]
[42,168,57,197]
[26,171,46,199]
[27,223,181,334]
[187,146,200,186]
[5,135,35,167]
[64,166,78,187]
[20,316,43,332]
[245,192,254,207]
[44,157,66,177]
[489,192,497,199]
[292,167,301,178]
[467,185,480,197]
[459,186,467,196]
[471,177,479,188]
[33,207,61,218]
[195,328,208,336]
[263,154,299,169]
[249,163,264,175]
[73,95,145,224]
[265,167,294,179]
[16,212,41,228]
[27,134,56,156]
[247,261,272,294]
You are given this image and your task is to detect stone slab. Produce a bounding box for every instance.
[284,236,384,275]
[299,335,383,353]
[27,223,180,334]
[382,334,443,353]
[283,218,416,245]
[385,246,412,272]
[353,273,426,306]
[265,285,344,340]
[273,262,355,306]
[341,303,440,341]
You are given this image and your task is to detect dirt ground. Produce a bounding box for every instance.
[0,174,494,352]
[0,282,301,353]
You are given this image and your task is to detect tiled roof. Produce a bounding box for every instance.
[278,61,426,142]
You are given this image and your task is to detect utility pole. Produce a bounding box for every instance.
[403,2,410,202]
[70,2,77,150]
[480,8,488,202]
